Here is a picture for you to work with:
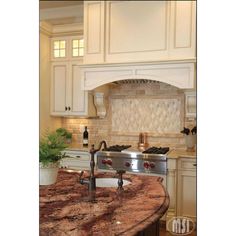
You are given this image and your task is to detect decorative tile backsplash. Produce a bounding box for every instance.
[62,82,195,148]
[111,98,182,134]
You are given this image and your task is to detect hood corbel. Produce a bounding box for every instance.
[93,92,106,118]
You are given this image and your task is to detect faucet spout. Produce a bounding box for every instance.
[79,140,108,202]
[92,140,107,153]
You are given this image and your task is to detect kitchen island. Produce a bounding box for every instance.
[40,170,169,236]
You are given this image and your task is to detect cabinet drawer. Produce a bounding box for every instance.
[60,158,90,170]
[179,159,196,170]
[63,151,90,161]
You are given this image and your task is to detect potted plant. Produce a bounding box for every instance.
[56,127,67,136]
[39,131,67,185]
[180,126,197,151]
[56,128,72,144]
[65,132,72,144]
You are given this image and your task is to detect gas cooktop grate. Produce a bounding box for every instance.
[142,147,169,154]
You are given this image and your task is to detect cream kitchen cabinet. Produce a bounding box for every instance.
[51,36,84,61]
[83,1,105,64]
[169,1,196,60]
[60,150,91,170]
[50,61,96,117]
[166,158,178,224]
[177,158,196,221]
[83,1,196,64]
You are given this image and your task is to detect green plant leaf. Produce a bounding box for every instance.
[39,130,68,165]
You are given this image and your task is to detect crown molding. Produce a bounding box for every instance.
[40,21,53,36]
[40,21,83,37]
[52,23,83,36]
[40,5,83,21]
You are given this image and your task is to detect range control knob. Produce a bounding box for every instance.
[125,162,131,167]
[143,162,150,169]
[101,159,107,165]
[106,159,112,166]
[150,162,155,169]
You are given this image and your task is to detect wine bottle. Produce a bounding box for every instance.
[83,126,88,147]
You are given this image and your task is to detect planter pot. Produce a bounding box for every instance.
[185,134,196,151]
[40,162,59,185]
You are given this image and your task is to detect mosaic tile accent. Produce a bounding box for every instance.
[111,98,182,134]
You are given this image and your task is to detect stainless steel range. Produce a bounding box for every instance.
[96,145,170,175]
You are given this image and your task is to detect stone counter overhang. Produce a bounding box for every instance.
[40,170,169,236]
[167,149,196,159]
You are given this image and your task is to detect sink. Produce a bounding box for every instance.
[96,178,131,188]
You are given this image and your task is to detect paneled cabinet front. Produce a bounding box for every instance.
[50,61,95,116]
[177,158,196,221]
[105,1,169,63]
[169,1,196,60]
[60,150,91,170]
[83,1,105,64]
[83,1,196,64]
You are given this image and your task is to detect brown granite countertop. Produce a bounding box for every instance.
[40,170,169,236]
[167,149,196,159]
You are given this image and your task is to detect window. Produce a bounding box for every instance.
[53,40,66,58]
[72,39,84,57]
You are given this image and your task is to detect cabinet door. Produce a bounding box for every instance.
[105,1,169,63]
[51,37,69,61]
[70,37,84,61]
[60,151,91,170]
[177,167,196,220]
[50,62,69,116]
[68,62,88,115]
[169,1,196,60]
[83,1,105,64]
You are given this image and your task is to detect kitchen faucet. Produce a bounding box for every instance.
[78,140,107,202]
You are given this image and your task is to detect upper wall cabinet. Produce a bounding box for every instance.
[83,1,196,64]
[51,36,84,61]
[105,1,169,63]
[50,61,96,117]
[169,1,196,60]
[83,1,105,64]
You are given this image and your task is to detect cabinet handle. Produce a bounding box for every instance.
[65,106,68,111]
[68,106,71,111]
[193,163,197,167]
[76,155,81,158]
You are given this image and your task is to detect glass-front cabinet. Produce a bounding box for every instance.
[51,36,84,61]
[50,35,96,117]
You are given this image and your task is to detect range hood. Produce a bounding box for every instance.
[80,61,195,90]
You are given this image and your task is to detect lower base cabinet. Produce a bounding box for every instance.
[166,159,177,224]
[60,150,91,170]
[177,158,196,221]
[166,157,196,230]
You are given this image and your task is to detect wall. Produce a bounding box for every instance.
[62,82,196,149]
[40,31,62,135]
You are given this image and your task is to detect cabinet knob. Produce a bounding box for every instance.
[125,162,131,167]
[193,163,197,167]
[65,106,68,111]
[68,106,71,111]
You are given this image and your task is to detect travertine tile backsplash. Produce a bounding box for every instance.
[111,98,182,133]
[62,82,196,149]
